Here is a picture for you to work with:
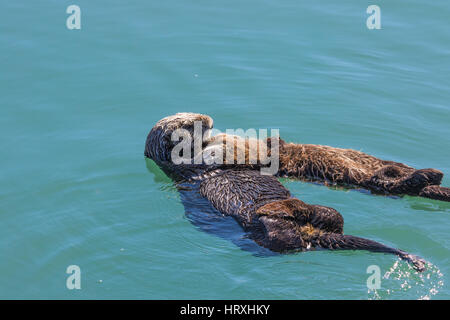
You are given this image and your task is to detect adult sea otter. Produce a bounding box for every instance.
[144,113,432,271]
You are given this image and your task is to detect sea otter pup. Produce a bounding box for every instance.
[144,113,427,271]
[274,139,450,201]
[203,126,450,202]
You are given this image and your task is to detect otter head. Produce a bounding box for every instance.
[144,113,213,166]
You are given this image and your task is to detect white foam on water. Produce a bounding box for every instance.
[368,259,444,300]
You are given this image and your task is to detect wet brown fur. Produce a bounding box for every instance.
[144,113,429,271]
[204,133,449,201]
[277,141,445,198]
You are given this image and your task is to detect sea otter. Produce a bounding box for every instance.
[144,113,427,271]
[274,139,450,201]
[204,131,450,202]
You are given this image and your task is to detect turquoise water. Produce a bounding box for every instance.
[1,0,449,299]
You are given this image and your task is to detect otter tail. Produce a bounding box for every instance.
[313,233,426,272]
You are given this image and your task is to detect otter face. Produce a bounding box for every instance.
[144,113,213,165]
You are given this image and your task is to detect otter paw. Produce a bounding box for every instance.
[256,198,311,221]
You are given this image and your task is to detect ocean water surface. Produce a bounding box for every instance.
[1,0,449,299]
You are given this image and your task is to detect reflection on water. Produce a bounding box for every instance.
[405,196,450,213]
[145,158,274,255]
[178,180,276,257]
[145,158,172,184]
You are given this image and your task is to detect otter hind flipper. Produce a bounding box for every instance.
[396,251,427,273]
[255,213,427,272]
[419,185,450,202]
